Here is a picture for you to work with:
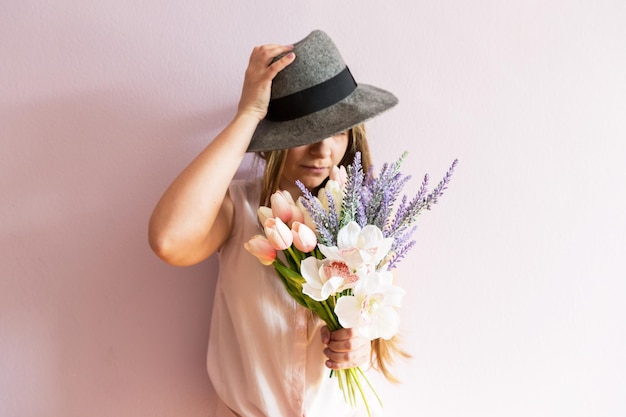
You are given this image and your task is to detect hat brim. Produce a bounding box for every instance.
[247,84,398,153]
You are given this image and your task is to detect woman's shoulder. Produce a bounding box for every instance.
[228,176,262,204]
[229,176,261,191]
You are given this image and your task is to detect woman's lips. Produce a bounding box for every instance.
[301,165,327,174]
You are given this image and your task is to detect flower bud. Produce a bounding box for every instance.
[279,189,296,204]
[318,180,343,215]
[264,217,293,250]
[291,222,317,252]
[297,197,318,233]
[329,165,347,188]
[257,206,272,225]
[289,203,305,225]
[270,191,293,224]
[244,235,277,265]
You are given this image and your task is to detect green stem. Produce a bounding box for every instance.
[321,301,340,330]
[349,368,371,417]
[285,246,301,268]
[356,366,384,408]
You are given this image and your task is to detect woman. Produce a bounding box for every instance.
[149,30,404,417]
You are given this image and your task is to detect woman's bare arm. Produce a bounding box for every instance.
[148,44,295,266]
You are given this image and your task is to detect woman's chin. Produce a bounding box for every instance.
[299,177,326,190]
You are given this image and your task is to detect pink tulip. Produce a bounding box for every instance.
[289,203,305,225]
[270,191,294,224]
[264,217,293,250]
[280,189,296,204]
[257,206,272,225]
[291,222,318,252]
[244,235,277,265]
[329,165,348,188]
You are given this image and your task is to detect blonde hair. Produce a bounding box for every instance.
[254,124,411,382]
[256,125,372,206]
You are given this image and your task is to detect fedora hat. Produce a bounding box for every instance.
[247,30,398,153]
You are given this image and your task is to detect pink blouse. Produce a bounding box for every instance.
[206,179,369,417]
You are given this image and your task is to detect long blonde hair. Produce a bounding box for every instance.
[256,124,372,206]
[254,124,411,382]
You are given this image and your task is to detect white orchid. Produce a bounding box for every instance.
[319,221,393,272]
[300,257,360,301]
[334,270,405,340]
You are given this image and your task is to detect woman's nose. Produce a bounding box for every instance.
[309,138,332,157]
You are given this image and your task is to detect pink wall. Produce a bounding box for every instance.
[2,1,625,416]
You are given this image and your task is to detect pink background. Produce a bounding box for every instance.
[2,1,625,416]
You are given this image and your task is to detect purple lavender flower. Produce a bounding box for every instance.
[340,152,365,227]
[425,159,458,209]
[296,180,337,246]
[387,230,417,270]
[296,152,458,270]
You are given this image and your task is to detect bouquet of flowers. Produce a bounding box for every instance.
[245,151,457,416]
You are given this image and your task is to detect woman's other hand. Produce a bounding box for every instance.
[320,326,371,370]
[237,44,295,122]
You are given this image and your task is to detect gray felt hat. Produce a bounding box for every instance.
[247,30,398,153]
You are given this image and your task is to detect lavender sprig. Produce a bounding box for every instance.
[296,180,336,246]
[361,152,411,237]
[323,188,340,241]
[387,159,458,240]
[386,173,429,238]
[386,229,417,270]
[340,152,364,228]
[424,159,458,209]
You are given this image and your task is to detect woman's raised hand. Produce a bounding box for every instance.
[321,326,372,370]
[237,44,295,122]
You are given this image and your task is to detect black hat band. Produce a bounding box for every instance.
[266,67,357,122]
